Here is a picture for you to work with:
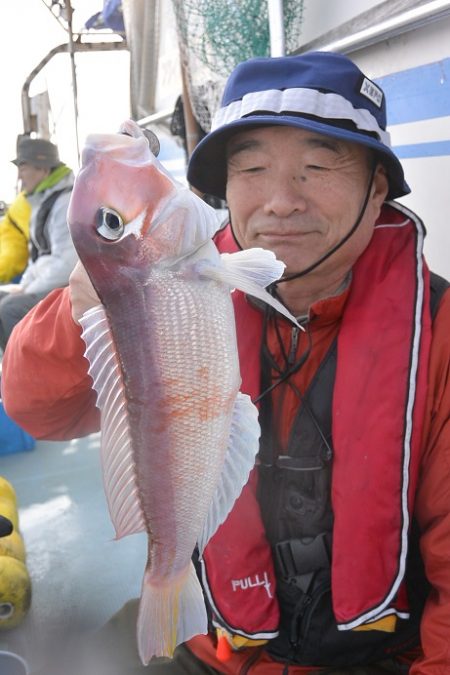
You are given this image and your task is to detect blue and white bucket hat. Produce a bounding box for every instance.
[187,51,409,201]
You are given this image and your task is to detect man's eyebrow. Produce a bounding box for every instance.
[226,134,343,162]
[304,136,341,153]
[226,138,262,161]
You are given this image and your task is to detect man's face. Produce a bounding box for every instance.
[225,126,388,279]
[17,163,50,193]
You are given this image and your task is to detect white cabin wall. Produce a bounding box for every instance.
[299,0,382,44]
[347,17,450,278]
[297,5,450,277]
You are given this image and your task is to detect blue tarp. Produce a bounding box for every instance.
[0,400,35,455]
[85,0,124,33]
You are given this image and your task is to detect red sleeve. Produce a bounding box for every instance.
[411,286,450,674]
[1,287,100,440]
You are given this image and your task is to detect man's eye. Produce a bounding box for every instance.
[242,166,264,173]
[307,164,327,171]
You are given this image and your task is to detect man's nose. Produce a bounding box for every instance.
[262,175,308,217]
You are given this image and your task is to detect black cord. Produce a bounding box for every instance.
[272,160,377,286]
[228,160,377,316]
[284,366,333,459]
[253,311,312,405]
[245,161,377,455]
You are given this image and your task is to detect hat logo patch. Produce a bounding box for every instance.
[360,77,383,108]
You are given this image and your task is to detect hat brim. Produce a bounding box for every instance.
[187,115,410,202]
[11,157,55,169]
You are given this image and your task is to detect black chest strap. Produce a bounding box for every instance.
[30,187,71,262]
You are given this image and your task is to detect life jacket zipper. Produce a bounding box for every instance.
[288,326,300,365]
[297,581,331,647]
[290,591,313,646]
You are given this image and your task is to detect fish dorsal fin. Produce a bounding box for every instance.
[200,248,302,329]
[197,391,260,555]
[79,305,146,539]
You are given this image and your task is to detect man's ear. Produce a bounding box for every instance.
[372,163,389,206]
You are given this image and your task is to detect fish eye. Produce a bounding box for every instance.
[96,207,125,240]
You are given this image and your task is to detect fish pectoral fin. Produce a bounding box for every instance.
[80,304,146,539]
[137,561,207,663]
[197,392,260,555]
[200,249,301,328]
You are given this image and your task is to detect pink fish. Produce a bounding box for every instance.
[67,120,299,663]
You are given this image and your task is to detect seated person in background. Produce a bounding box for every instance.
[0,137,78,350]
[0,191,31,284]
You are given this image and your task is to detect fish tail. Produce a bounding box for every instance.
[137,561,208,664]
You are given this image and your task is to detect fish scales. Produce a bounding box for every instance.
[111,269,240,578]
[68,119,299,663]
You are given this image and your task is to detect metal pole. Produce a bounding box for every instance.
[65,0,81,164]
[268,0,285,57]
[21,40,128,136]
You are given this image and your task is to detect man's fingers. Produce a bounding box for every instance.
[69,260,100,322]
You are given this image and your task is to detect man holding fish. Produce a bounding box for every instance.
[2,51,450,674]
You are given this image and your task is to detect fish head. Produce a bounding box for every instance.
[68,120,220,295]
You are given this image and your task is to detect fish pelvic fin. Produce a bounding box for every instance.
[80,305,146,539]
[198,392,260,555]
[137,561,207,663]
[200,248,302,328]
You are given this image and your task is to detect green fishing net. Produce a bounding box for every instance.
[171,0,305,131]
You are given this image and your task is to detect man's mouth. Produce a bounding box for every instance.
[259,230,314,238]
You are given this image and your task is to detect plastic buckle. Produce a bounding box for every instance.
[275,533,330,587]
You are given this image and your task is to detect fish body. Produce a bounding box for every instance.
[67,120,299,663]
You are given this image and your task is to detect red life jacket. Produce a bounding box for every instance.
[201,202,431,638]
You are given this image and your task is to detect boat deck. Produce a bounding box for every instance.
[0,433,147,673]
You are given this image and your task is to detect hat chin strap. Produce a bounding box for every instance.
[272,160,377,286]
[228,160,377,288]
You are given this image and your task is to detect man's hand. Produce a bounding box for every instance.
[69,260,100,323]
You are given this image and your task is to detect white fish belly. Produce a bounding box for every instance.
[127,270,241,583]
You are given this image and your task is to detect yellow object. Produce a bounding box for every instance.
[0,531,26,562]
[0,192,31,283]
[0,556,31,629]
[0,478,25,560]
[353,615,397,633]
[0,499,18,532]
[0,478,31,629]
[215,627,268,653]
[0,478,17,506]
